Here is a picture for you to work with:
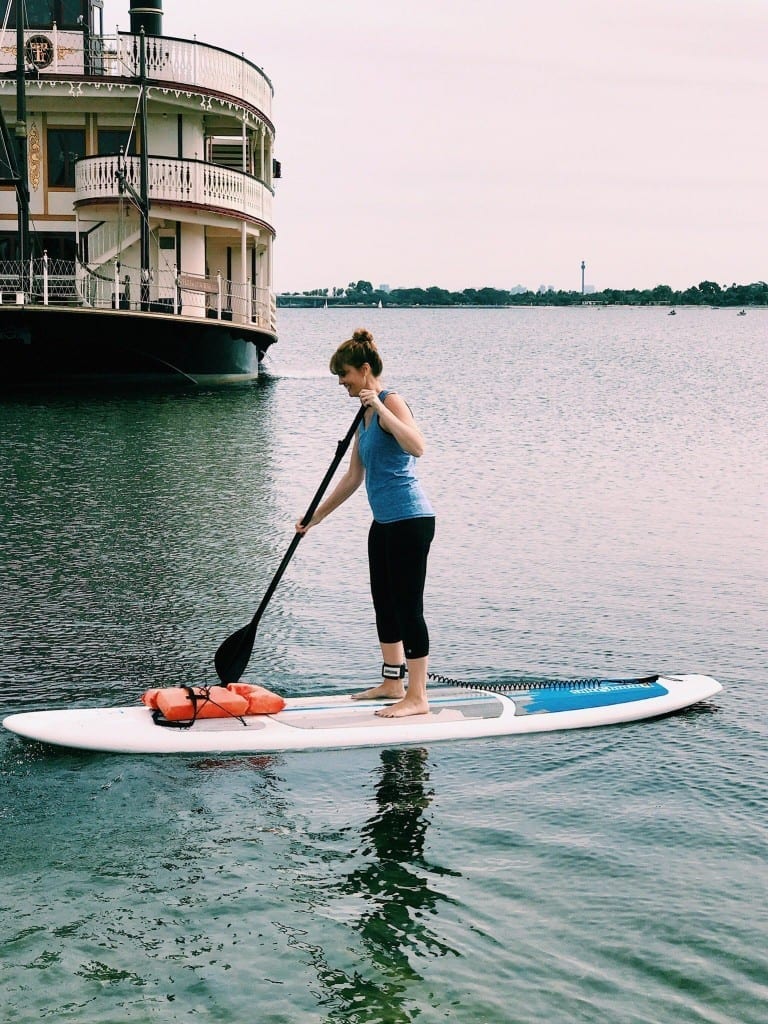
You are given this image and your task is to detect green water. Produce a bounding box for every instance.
[1,308,765,1022]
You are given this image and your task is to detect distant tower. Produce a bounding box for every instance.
[581,261,586,295]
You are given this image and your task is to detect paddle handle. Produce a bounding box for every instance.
[248,404,365,630]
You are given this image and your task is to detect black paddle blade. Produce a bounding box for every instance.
[214,621,257,683]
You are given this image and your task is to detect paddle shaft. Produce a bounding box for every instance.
[250,405,364,627]
[214,405,365,682]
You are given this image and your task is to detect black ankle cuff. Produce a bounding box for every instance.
[381,662,406,680]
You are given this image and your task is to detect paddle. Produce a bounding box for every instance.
[214,404,366,683]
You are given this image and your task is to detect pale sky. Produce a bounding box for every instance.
[104,0,767,293]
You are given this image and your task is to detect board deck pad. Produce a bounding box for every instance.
[2,675,722,755]
[274,693,506,731]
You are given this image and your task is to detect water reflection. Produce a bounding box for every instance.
[349,748,459,961]
[310,748,461,1022]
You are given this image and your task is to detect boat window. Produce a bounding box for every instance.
[0,232,21,261]
[11,1,86,30]
[60,0,84,27]
[32,232,77,260]
[98,130,137,157]
[47,128,86,188]
[0,230,75,260]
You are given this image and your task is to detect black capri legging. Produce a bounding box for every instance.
[368,516,436,660]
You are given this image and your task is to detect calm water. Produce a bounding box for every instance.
[1,307,766,1023]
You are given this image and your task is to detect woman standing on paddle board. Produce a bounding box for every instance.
[296,329,435,718]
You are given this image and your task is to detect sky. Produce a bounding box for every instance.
[103,0,767,294]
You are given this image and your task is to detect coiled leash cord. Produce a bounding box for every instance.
[426,671,660,693]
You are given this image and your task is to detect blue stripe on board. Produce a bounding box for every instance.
[512,681,669,716]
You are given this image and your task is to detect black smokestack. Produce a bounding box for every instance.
[129,1,163,36]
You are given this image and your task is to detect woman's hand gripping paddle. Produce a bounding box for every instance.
[214,405,365,683]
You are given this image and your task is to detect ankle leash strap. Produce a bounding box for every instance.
[381,662,406,679]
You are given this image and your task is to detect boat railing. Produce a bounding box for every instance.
[175,272,274,332]
[92,33,273,118]
[81,219,141,271]
[0,256,275,332]
[0,257,81,306]
[76,156,274,237]
[0,31,273,118]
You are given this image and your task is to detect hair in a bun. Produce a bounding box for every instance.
[329,328,383,376]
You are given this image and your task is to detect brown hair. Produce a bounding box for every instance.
[329,328,383,376]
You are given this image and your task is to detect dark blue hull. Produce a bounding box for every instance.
[0,305,277,387]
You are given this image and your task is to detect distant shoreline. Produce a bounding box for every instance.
[278,300,767,310]
[278,279,767,310]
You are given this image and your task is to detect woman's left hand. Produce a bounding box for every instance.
[359,388,383,411]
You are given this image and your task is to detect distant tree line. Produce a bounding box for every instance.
[278,279,768,308]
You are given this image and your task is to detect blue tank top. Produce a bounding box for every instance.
[357,390,434,524]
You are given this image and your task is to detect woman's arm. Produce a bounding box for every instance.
[296,436,365,532]
[363,391,425,457]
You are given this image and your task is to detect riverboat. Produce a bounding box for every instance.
[0,1,278,387]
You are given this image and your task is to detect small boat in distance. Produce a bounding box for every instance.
[0,1,278,387]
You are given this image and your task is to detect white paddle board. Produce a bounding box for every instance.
[2,674,722,754]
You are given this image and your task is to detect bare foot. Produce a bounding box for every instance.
[375,696,430,718]
[351,682,406,701]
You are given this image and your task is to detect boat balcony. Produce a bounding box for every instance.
[106,33,273,120]
[74,155,274,226]
[0,31,273,122]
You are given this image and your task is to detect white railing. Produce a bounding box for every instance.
[0,32,272,120]
[83,220,142,268]
[0,256,275,332]
[268,292,278,333]
[105,34,273,117]
[75,156,274,225]
[176,272,273,329]
[0,256,80,305]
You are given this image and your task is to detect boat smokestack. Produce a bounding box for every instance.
[129,1,163,36]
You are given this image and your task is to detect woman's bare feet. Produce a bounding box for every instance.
[359,653,430,717]
[351,681,406,701]
[375,695,430,718]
